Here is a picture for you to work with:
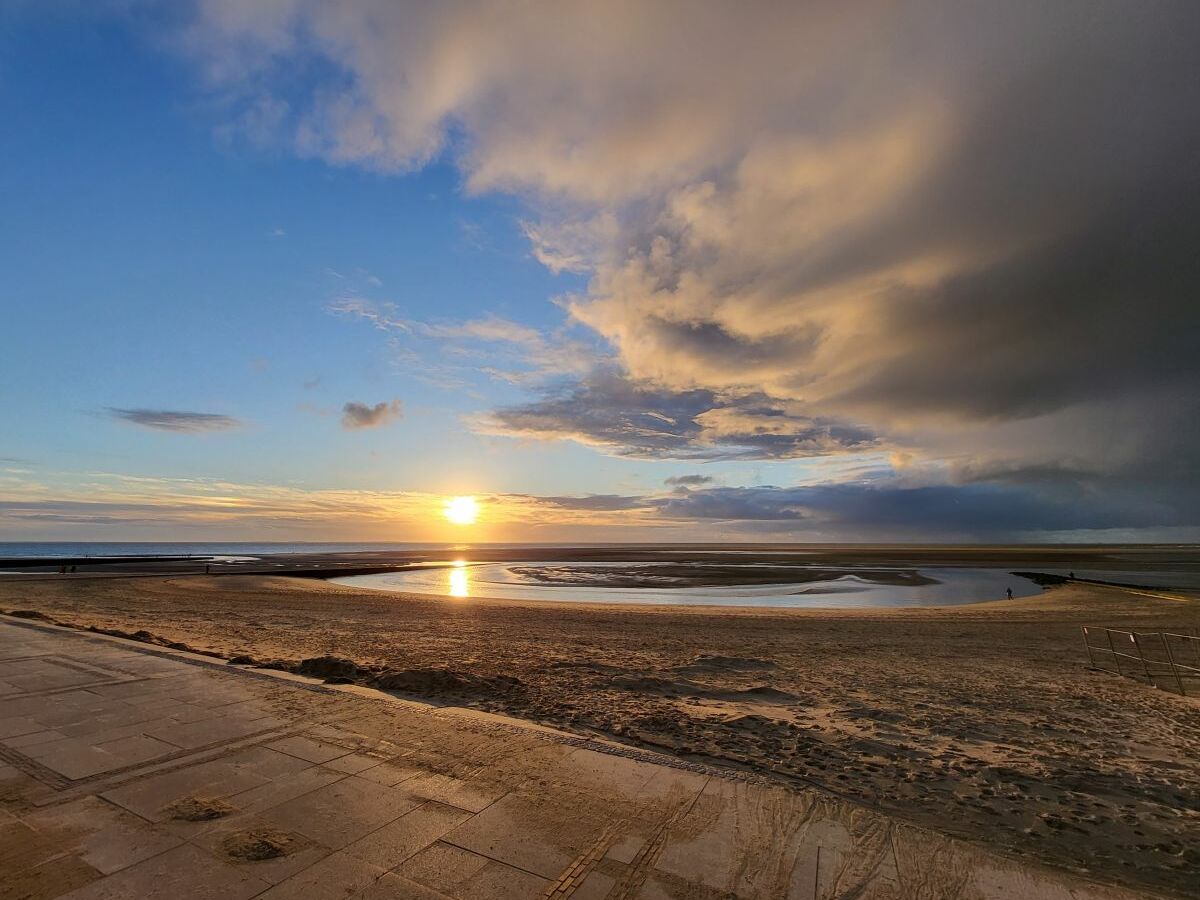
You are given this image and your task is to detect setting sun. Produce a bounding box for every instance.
[443,495,479,526]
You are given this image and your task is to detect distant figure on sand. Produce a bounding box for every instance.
[1006,587,1013,600]
[205,564,210,575]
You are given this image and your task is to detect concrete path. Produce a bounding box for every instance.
[0,616,1147,900]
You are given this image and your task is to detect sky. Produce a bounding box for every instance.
[1,1,1198,543]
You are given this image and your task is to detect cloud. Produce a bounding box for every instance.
[477,370,877,460]
[328,297,410,333]
[530,494,645,512]
[522,213,617,274]
[329,297,604,388]
[0,475,442,534]
[650,479,1200,538]
[424,316,603,385]
[664,474,714,489]
[654,487,807,522]
[107,408,242,434]
[171,2,1200,531]
[0,500,188,527]
[340,399,403,430]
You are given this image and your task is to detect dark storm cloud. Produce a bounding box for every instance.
[654,487,807,522]
[509,476,1200,534]
[107,408,242,433]
[829,190,1200,422]
[480,371,877,460]
[340,399,403,430]
[652,482,1199,535]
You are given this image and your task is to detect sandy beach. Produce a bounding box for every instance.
[2,566,1198,897]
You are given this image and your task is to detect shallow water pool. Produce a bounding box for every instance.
[332,561,1043,608]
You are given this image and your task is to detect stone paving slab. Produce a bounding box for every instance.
[0,615,1157,900]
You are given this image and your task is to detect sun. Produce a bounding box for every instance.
[443,495,479,526]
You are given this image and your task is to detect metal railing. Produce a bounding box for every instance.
[1081,627,1200,696]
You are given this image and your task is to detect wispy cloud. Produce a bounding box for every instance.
[665,474,714,489]
[329,297,603,388]
[341,399,403,430]
[516,494,644,512]
[107,408,243,434]
[522,213,616,274]
[327,297,410,333]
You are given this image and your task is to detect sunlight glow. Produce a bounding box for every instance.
[443,495,479,525]
[448,560,469,597]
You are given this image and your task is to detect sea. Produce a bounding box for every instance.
[0,542,460,559]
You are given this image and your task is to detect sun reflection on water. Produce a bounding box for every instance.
[448,559,469,597]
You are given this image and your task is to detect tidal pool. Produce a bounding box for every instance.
[332,561,1043,608]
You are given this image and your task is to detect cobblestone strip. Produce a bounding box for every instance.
[604,795,703,900]
[543,823,619,898]
[0,744,71,790]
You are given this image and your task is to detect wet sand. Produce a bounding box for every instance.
[2,562,1199,897]
[500,562,941,588]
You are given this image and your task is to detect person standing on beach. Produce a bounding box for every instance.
[1006,587,1013,599]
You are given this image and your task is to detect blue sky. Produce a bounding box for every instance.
[2,3,1198,542]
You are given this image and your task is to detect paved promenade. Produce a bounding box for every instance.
[0,616,1148,900]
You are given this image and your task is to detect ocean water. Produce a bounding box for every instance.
[0,542,456,559]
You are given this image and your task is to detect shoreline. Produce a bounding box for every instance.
[5,566,1189,613]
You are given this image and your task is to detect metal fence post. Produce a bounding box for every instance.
[1081,627,1097,668]
[1130,632,1154,684]
[1162,634,1187,696]
[1106,629,1122,676]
